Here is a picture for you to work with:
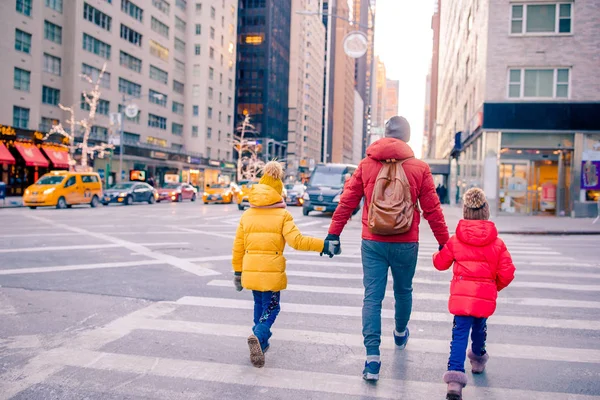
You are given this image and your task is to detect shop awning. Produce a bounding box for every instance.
[14,143,49,168]
[42,145,70,169]
[0,142,15,165]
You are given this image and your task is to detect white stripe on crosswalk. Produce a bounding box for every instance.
[0,260,165,275]
[295,220,325,228]
[180,294,600,331]
[215,281,600,309]
[0,242,189,254]
[35,347,600,400]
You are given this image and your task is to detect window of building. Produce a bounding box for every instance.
[195,3,202,14]
[81,95,109,114]
[15,29,32,54]
[149,65,168,84]
[83,3,112,31]
[172,122,183,135]
[173,80,184,94]
[218,130,221,142]
[192,126,199,137]
[176,0,187,11]
[13,106,30,129]
[210,27,215,39]
[220,54,223,65]
[119,104,141,124]
[219,92,222,103]
[152,0,170,15]
[511,3,572,35]
[121,24,143,46]
[227,115,231,125]
[118,77,141,98]
[90,126,108,141]
[16,0,32,16]
[83,33,111,59]
[148,114,167,130]
[207,107,213,119]
[209,47,215,59]
[207,127,212,138]
[40,117,59,132]
[124,131,141,143]
[149,89,167,106]
[14,68,30,91]
[220,73,223,84]
[208,87,213,99]
[175,17,186,32]
[151,17,169,38]
[508,68,570,99]
[195,44,201,55]
[175,59,185,74]
[43,53,61,76]
[221,16,224,27]
[120,51,142,72]
[150,40,169,61]
[195,24,202,35]
[192,84,200,97]
[210,6,215,18]
[172,101,184,115]
[46,0,63,13]
[192,105,199,116]
[121,0,143,22]
[42,86,60,106]
[172,143,183,151]
[229,23,234,35]
[227,97,232,107]
[228,78,232,89]
[82,64,111,88]
[175,37,186,52]
[193,64,201,77]
[207,67,214,80]
[207,147,212,157]
[44,20,62,44]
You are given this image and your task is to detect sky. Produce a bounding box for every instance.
[373,0,434,159]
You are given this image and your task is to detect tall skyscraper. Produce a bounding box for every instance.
[235,0,292,161]
[370,56,386,129]
[384,79,399,121]
[423,0,441,159]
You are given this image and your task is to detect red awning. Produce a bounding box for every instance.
[42,145,70,169]
[0,142,15,165]
[14,143,49,168]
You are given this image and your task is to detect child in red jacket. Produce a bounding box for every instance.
[433,188,515,400]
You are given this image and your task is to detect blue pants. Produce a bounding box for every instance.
[448,316,488,372]
[252,291,281,351]
[361,240,419,356]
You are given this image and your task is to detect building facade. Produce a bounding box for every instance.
[288,0,325,179]
[384,79,399,121]
[424,0,441,159]
[352,89,364,165]
[370,56,386,130]
[0,0,238,194]
[436,0,600,217]
[235,0,292,161]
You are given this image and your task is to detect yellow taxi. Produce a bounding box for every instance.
[203,183,233,204]
[23,171,103,209]
[235,180,258,210]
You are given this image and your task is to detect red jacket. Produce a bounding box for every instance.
[329,138,449,245]
[433,220,516,318]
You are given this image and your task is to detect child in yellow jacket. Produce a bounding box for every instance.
[232,161,340,368]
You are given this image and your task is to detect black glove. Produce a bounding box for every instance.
[233,272,243,292]
[438,244,444,251]
[321,234,342,258]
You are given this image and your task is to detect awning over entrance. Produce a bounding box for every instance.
[0,142,15,164]
[42,145,70,169]
[14,143,49,168]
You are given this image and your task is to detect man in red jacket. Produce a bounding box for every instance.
[326,116,450,381]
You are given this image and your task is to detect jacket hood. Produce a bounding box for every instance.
[456,220,498,247]
[249,184,283,207]
[367,138,415,161]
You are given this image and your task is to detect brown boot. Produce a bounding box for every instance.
[247,335,265,368]
[443,371,467,400]
[467,350,489,374]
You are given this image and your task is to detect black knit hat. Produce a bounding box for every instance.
[463,188,490,220]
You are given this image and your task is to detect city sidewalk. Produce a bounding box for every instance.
[441,205,600,235]
[0,197,23,209]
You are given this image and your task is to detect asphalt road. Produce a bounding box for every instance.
[0,202,599,399]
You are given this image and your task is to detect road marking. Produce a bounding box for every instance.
[186,255,232,262]
[295,220,324,228]
[24,215,220,277]
[205,280,600,309]
[0,260,166,275]
[173,226,236,240]
[35,347,600,399]
[0,242,189,254]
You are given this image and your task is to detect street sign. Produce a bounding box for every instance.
[343,31,368,58]
[110,113,122,126]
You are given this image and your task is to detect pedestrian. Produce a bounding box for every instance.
[325,115,450,381]
[232,161,341,368]
[147,176,155,187]
[433,188,515,400]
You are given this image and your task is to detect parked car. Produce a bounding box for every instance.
[285,183,306,206]
[203,183,233,204]
[23,171,102,209]
[157,183,197,202]
[102,182,157,206]
[236,180,258,210]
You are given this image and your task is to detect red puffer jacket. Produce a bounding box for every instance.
[329,138,449,245]
[433,220,515,318]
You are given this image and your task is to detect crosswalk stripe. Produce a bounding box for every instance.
[0,242,189,254]
[295,220,325,228]
[209,280,600,309]
[0,260,165,275]
[36,347,600,400]
[180,294,600,331]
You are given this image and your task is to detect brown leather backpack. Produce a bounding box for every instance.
[368,158,415,235]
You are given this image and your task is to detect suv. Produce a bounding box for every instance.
[302,164,361,216]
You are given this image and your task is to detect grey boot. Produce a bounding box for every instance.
[443,370,467,400]
[467,350,489,374]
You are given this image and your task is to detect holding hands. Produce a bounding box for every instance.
[321,234,342,258]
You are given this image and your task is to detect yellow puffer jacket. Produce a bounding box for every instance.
[232,184,325,292]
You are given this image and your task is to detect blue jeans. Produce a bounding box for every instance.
[252,291,281,351]
[361,240,419,356]
[448,316,488,372]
